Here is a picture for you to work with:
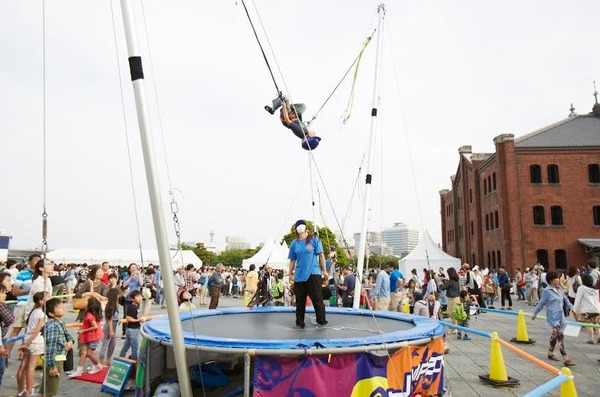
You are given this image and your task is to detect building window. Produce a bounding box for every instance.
[469,189,473,204]
[470,220,474,236]
[494,211,499,229]
[492,172,497,191]
[492,251,496,267]
[589,164,600,183]
[472,253,476,264]
[487,176,492,193]
[530,165,542,184]
[486,214,490,231]
[593,206,600,226]
[483,179,488,195]
[555,250,567,270]
[487,251,491,267]
[536,249,549,268]
[548,164,560,184]
[497,250,501,266]
[533,206,545,225]
[551,206,563,225]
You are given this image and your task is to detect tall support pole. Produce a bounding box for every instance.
[353,4,385,309]
[119,1,192,396]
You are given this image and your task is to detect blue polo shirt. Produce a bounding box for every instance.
[389,269,403,293]
[288,237,323,282]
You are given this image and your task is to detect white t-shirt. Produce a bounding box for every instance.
[25,307,46,345]
[25,276,53,318]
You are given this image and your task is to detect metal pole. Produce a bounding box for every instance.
[119,1,192,396]
[244,352,251,397]
[353,4,386,309]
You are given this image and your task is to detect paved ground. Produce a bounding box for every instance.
[1,295,599,396]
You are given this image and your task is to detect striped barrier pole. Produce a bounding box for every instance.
[521,374,569,397]
[438,320,492,338]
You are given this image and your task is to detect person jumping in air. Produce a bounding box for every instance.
[265,95,321,150]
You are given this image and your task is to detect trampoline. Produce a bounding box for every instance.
[140,307,445,396]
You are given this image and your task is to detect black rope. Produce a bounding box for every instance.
[240,0,281,95]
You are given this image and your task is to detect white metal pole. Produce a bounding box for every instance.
[119,1,192,395]
[353,4,385,309]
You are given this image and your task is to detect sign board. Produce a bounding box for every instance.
[101,357,136,396]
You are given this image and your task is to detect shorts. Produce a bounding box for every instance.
[78,340,100,352]
[41,360,64,396]
[580,313,600,323]
[27,342,45,356]
[13,305,26,328]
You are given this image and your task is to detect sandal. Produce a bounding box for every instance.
[587,340,596,344]
[547,354,560,361]
[563,359,576,367]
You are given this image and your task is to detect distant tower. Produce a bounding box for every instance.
[568,103,577,117]
[209,229,214,243]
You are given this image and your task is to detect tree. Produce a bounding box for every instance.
[181,242,215,266]
[215,249,254,268]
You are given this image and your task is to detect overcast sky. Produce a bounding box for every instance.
[1,0,599,252]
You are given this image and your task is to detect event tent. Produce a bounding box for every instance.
[398,231,461,276]
[46,248,202,271]
[241,239,289,270]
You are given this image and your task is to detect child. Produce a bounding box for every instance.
[17,291,47,397]
[119,290,146,361]
[178,290,197,312]
[68,297,104,377]
[39,298,74,397]
[452,290,472,341]
[98,288,120,366]
[107,273,119,289]
[0,284,12,391]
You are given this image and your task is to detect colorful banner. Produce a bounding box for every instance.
[254,338,444,397]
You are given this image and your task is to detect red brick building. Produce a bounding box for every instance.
[440,103,600,273]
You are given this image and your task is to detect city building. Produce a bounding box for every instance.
[440,102,600,273]
[382,223,420,257]
[225,236,251,251]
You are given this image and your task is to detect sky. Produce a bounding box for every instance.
[1,0,599,253]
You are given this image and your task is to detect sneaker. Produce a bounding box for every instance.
[457,334,462,340]
[89,364,105,374]
[68,369,84,378]
[66,366,84,376]
[264,105,274,115]
[316,321,329,329]
[462,335,472,341]
[292,324,305,330]
[17,390,27,397]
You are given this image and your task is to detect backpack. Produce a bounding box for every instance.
[199,274,207,285]
[451,302,468,321]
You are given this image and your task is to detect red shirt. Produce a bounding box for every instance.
[101,273,109,285]
[79,312,103,344]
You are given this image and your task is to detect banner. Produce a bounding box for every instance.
[254,338,444,397]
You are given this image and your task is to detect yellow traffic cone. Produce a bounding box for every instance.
[511,310,536,344]
[479,332,520,387]
[560,367,578,397]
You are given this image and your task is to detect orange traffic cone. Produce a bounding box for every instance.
[479,332,520,387]
[511,310,535,344]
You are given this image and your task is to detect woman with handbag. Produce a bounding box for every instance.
[73,265,108,321]
[498,266,512,310]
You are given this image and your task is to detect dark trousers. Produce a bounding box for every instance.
[501,287,512,307]
[208,286,221,309]
[122,301,130,335]
[294,275,326,326]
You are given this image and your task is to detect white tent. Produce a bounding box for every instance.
[46,248,202,271]
[241,238,289,270]
[398,231,461,277]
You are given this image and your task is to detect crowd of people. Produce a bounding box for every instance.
[0,250,598,395]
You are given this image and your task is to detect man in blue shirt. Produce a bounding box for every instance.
[386,264,404,311]
[288,220,328,329]
[337,265,356,307]
[372,265,390,311]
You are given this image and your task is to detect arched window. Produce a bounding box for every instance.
[548,164,560,184]
[589,164,600,183]
[497,250,501,266]
[536,249,549,268]
[555,250,567,270]
[485,214,490,231]
[551,206,563,225]
[533,206,545,225]
[494,211,499,229]
[530,165,542,183]
[492,172,497,190]
[594,206,600,226]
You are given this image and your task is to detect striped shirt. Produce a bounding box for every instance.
[14,268,34,306]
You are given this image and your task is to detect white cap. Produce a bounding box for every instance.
[296,224,307,233]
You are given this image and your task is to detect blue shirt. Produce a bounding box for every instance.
[14,268,34,305]
[533,286,573,327]
[288,237,323,282]
[373,270,390,298]
[123,274,142,301]
[389,270,403,293]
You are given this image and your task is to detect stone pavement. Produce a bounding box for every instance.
[1,295,598,396]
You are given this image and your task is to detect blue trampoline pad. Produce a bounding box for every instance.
[143,307,444,350]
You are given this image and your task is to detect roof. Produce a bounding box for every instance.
[515,114,600,148]
[578,238,600,249]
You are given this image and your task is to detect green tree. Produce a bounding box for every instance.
[181,242,215,266]
[215,248,255,268]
